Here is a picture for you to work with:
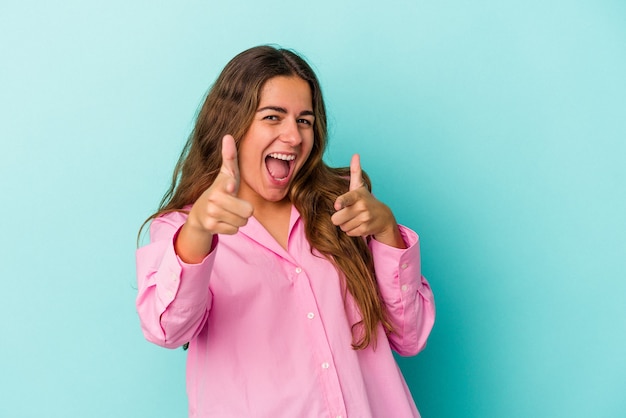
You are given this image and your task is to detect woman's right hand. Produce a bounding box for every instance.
[175,135,254,263]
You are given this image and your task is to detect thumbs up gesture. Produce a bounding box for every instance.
[176,135,254,263]
[331,154,406,249]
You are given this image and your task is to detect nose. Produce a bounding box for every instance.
[279,119,302,146]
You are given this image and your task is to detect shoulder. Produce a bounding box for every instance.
[149,206,192,241]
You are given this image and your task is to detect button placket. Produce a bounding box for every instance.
[292,262,346,415]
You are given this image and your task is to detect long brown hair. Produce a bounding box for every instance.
[143,45,393,349]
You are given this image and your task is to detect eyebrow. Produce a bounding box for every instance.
[257,106,315,117]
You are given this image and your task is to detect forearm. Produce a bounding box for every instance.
[371,225,435,355]
[136,214,215,348]
[175,221,215,264]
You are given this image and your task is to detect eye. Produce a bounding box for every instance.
[263,115,280,121]
[297,118,313,126]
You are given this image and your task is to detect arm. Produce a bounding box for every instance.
[370,226,435,356]
[136,135,253,348]
[135,211,216,349]
[330,154,435,354]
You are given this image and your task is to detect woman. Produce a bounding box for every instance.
[136,45,435,417]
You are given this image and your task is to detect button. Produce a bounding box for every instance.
[321,362,330,369]
[401,263,408,269]
[401,284,409,292]
[307,312,315,319]
[295,267,302,273]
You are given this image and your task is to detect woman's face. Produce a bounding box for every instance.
[237,76,315,206]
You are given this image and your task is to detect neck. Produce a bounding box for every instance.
[248,198,293,250]
[252,198,291,222]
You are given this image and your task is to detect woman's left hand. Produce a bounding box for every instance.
[331,154,406,249]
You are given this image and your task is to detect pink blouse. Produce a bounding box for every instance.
[136,206,435,417]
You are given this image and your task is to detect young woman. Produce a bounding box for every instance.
[136,45,435,417]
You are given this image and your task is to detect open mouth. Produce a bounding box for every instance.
[265,153,295,181]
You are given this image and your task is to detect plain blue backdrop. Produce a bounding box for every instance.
[1,1,625,417]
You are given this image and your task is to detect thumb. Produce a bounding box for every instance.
[333,154,364,211]
[349,154,364,191]
[220,135,240,194]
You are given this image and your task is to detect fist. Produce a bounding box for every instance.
[331,154,405,248]
[187,135,254,235]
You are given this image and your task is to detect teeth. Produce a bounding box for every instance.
[268,153,295,161]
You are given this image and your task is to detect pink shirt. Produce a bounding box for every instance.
[136,206,435,417]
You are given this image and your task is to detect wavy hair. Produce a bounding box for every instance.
[142,45,393,349]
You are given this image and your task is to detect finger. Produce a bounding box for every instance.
[206,210,251,233]
[223,195,254,220]
[331,206,370,230]
[349,154,364,191]
[208,189,254,218]
[220,135,240,193]
[341,224,368,237]
[331,208,353,228]
[334,190,359,211]
[201,195,254,233]
[332,214,368,237]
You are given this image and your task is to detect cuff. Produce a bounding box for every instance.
[370,225,423,302]
[154,230,218,309]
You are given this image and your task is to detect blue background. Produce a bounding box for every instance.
[1,1,625,417]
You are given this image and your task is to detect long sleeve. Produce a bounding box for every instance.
[369,225,435,356]
[135,211,216,349]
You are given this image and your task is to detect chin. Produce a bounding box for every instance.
[262,189,291,203]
